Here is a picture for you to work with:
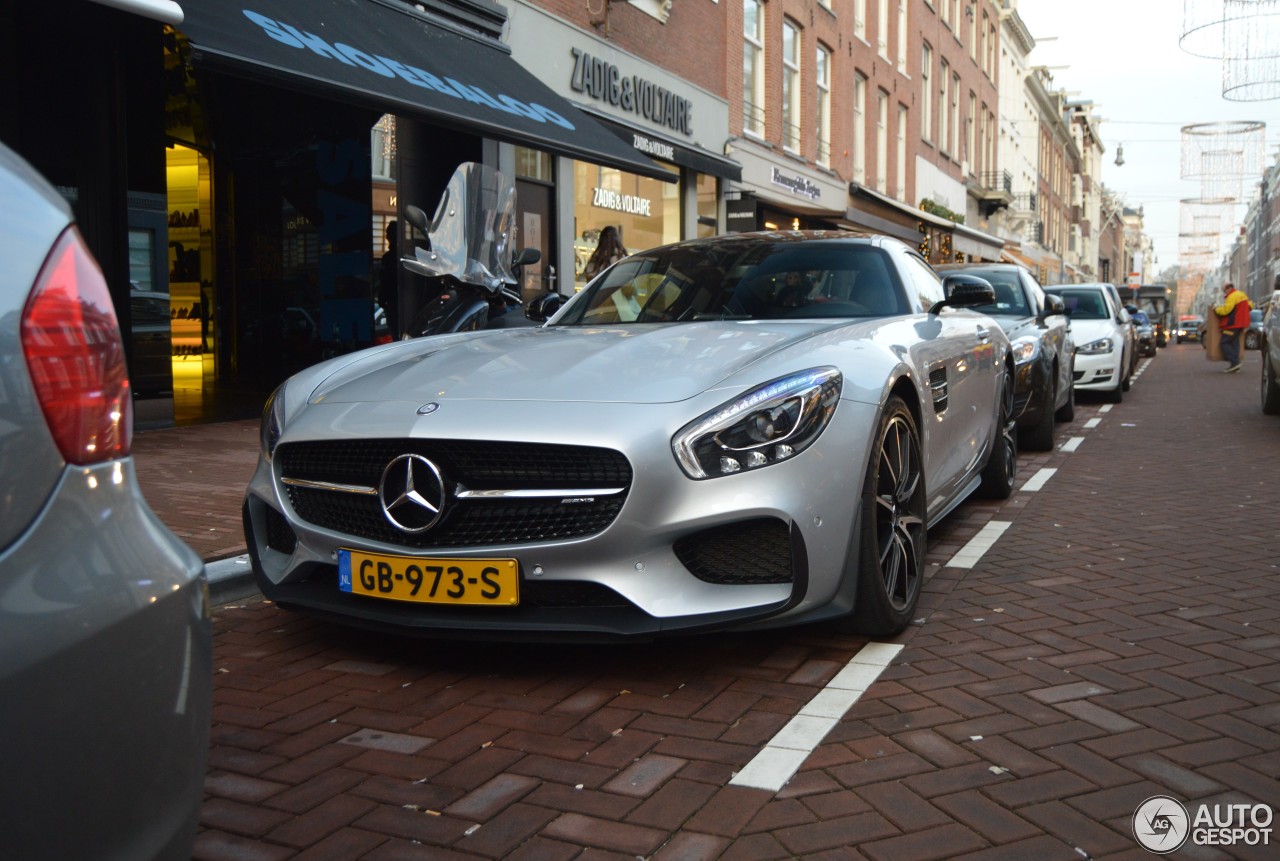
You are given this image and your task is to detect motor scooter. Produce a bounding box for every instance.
[398,162,566,337]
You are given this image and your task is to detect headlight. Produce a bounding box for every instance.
[1078,337,1114,355]
[672,368,841,479]
[1010,336,1040,365]
[260,385,286,460]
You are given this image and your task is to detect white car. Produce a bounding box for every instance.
[1045,283,1134,403]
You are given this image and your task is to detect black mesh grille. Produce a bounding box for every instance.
[265,505,297,555]
[279,439,631,488]
[278,439,631,548]
[674,518,793,584]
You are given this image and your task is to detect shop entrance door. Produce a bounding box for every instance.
[516,178,556,301]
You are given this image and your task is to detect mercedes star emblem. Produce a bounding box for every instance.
[379,454,447,533]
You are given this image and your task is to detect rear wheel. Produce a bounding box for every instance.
[1263,350,1280,415]
[979,366,1018,499]
[850,396,925,636]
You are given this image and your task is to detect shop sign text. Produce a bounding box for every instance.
[593,187,652,217]
[242,9,576,129]
[570,48,693,136]
[771,167,822,201]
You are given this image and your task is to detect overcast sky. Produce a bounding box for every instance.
[1017,0,1280,274]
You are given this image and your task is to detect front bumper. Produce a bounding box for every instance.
[1071,350,1122,390]
[244,397,882,640]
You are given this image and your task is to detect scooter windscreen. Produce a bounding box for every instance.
[411,162,517,292]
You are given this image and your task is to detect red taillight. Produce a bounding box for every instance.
[21,226,133,464]
[373,334,393,345]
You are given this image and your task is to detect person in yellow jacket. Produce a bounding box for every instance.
[1214,282,1252,372]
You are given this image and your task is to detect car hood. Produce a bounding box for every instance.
[1067,319,1118,342]
[987,315,1042,342]
[307,321,863,405]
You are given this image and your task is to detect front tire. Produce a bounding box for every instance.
[1055,374,1076,422]
[850,396,925,636]
[1263,350,1280,415]
[1020,376,1056,452]
[979,365,1018,499]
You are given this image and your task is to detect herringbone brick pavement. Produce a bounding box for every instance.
[133,344,1280,860]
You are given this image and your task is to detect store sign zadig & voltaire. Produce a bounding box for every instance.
[592,187,652,216]
[570,48,693,136]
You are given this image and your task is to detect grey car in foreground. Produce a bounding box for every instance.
[0,142,211,859]
[245,231,1016,640]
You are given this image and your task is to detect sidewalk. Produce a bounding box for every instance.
[131,417,261,604]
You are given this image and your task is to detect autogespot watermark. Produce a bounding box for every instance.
[1133,795,1273,854]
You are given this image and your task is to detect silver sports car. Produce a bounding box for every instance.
[244,231,1016,639]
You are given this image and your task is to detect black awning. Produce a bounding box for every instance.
[582,108,743,182]
[177,0,674,180]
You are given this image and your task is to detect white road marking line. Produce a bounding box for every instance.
[1099,404,1114,413]
[1084,418,1101,429]
[1020,467,1057,492]
[945,520,1012,568]
[1060,436,1085,452]
[730,642,904,792]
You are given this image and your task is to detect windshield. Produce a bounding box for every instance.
[952,269,1030,317]
[412,162,516,289]
[1050,289,1109,320]
[555,239,909,325]
[1131,311,1151,325]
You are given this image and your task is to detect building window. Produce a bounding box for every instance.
[896,103,907,200]
[967,91,977,171]
[941,0,950,27]
[855,0,867,41]
[371,114,396,180]
[817,44,832,166]
[951,72,960,159]
[743,0,765,136]
[921,44,933,143]
[878,0,890,59]
[854,72,867,183]
[897,1,908,73]
[939,60,950,155]
[783,21,801,151]
[969,5,977,61]
[987,19,997,78]
[877,90,888,194]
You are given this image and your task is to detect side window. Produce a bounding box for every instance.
[901,252,945,309]
[1024,272,1046,315]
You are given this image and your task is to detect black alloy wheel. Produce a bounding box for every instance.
[851,396,925,636]
[1021,373,1057,452]
[1263,348,1280,415]
[979,365,1018,499]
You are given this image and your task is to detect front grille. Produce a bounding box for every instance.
[279,439,631,548]
[674,518,793,584]
[265,505,297,555]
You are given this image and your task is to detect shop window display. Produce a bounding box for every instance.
[573,160,680,291]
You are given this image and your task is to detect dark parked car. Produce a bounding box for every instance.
[1263,297,1280,414]
[129,289,175,396]
[1131,309,1158,357]
[0,140,211,859]
[1246,307,1264,350]
[937,262,1075,450]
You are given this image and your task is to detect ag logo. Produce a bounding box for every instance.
[1133,796,1190,853]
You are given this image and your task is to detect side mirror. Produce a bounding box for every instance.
[931,274,996,314]
[525,291,566,323]
[513,247,541,267]
[403,204,430,235]
[1040,293,1065,322]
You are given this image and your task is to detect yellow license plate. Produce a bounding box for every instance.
[338,550,519,606]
